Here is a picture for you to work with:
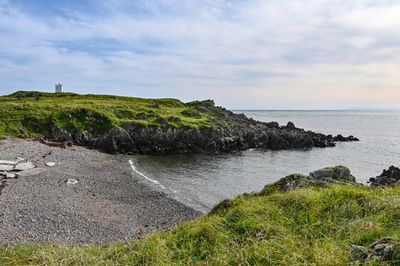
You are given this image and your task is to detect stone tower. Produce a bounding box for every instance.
[55,83,63,93]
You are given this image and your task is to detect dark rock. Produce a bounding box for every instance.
[155,117,169,125]
[265,121,279,128]
[350,238,399,263]
[333,134,360,142]
[98,127,136,154]
[369,166,400,187]
[349,245,368,261]
[167,116,182,123]
[136,113,148,120]
[29,103,359,155]
[286,121,296,129]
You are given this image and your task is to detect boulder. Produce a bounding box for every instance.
[309,165,356,183]
[260,166,357,196]
[369,166,400,187]
[350,238,399,263]
[349,245,368,261]
[286,121,296,129]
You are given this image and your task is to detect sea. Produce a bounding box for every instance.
[130,110,400,212]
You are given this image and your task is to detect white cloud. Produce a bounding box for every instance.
[0,0,399,109]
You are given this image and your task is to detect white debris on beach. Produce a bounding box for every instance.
[0,160,17,165]
[14,162,36,171]
[66,178,79,185]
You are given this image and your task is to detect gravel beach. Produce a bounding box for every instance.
[0,139,201,246]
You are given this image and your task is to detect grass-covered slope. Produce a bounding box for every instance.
[0,91,358,154]
[0,91,213,139]
[1,185,400,265]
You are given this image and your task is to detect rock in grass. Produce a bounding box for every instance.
[259,166,357,196]
[349,245,368,261]
[14,162,36,171]
[350,238,399,263]
[309,165,356,182]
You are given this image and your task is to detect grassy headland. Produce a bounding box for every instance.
[0,91,214,140]
[0,91,358,154]
[0,183,399,265]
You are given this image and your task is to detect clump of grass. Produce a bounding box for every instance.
[0,91,215,139]
[1,185,400,265]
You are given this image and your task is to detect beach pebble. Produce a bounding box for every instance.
[0,160,17,165]
[18,168,45,177]
[66,178,78,185]
[14,162,36,171]
[45,162,56,167]
[6,173,18,179]
[0,165,14,171]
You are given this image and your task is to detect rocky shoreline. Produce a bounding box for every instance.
[45,103,359,154]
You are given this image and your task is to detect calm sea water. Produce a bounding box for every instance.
[130,110,400,212]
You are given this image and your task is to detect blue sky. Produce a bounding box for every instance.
[0,0,400,109]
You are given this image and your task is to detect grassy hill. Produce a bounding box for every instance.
[1,183,399,265]
[0,91,214,140]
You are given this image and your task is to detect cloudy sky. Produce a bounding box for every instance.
[0,0,399,109]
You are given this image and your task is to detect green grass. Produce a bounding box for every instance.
[0,91,214,139]
[1,185,400,265]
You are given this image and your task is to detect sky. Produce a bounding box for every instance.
[0,0,399,109]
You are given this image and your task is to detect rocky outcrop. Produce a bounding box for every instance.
[259,166,359,196]
[369,166,400,187]
[41,102,359,154]
[309,165,356,183]
[350,238,400,263]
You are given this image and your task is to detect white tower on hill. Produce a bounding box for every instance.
[55,83,63,93]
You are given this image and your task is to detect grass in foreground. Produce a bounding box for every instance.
[1,185,400,265]
[0,91,215,139]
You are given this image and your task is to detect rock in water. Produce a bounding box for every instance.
[14,162,36,171]
[369,165,400,187]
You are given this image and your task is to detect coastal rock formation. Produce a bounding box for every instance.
[45,103,358,154]
[369,166,400,187]
[1,92,359,155]
[258,165,359,195]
